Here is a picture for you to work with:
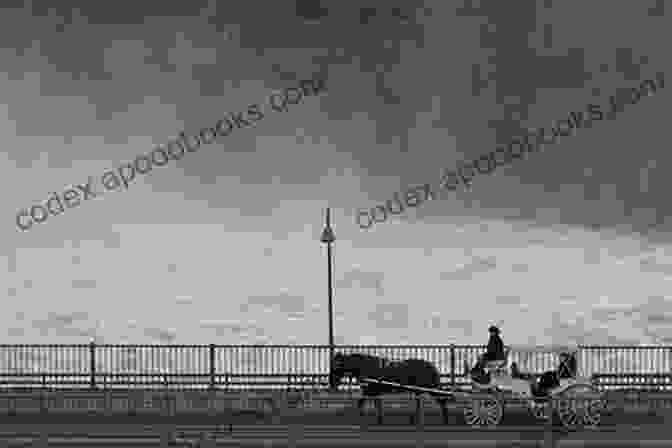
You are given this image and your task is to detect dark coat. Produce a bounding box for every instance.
[485,333,505,360]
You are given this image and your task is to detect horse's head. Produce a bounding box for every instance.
[329,352,382,389]
[329,352,348,388]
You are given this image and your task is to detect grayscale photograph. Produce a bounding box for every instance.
[1,0,670,446]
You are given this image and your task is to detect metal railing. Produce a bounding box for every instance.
[0,343,670,390]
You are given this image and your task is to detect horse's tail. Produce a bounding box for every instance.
[429,361,441,387]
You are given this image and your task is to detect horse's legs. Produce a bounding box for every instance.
[359,396,383,425]
[376,398,383,425]
[436,397,449,425]
[411,395,421,425]
[357,397,366,420]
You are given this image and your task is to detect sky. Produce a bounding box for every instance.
[2,0,672,371]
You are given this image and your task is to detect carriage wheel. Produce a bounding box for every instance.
[556,384,603,430]
[463,395,503,427]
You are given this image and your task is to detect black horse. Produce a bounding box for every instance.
[329,352,449,425]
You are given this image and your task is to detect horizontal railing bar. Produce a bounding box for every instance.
[2,373,667,379]
[0,343,670,347]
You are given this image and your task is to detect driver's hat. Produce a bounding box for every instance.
[488,325,500,333]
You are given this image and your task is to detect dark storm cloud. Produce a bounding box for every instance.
[5,0,667,241]
[28,1,212,25]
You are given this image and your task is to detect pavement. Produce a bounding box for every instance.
[0,390,670,446]
[0,405,669,447]
[0,427,671,448]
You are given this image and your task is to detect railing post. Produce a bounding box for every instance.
[450,345,456,389]
[89,341,97,389]
[209,344,216,390]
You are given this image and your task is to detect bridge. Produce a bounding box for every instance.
[1,343,671,391]
[1,344,670,446]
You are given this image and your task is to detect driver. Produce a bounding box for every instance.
[470,325,505,384]
[483,325,505,362]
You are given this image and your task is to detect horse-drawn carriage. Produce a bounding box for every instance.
[456,347,605,430]
[332,347,605,431]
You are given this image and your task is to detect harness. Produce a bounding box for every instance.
[378,358,389,369]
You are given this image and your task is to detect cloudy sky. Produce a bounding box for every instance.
[2,0,671,363]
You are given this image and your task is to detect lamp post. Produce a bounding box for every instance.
[320,208,336,389]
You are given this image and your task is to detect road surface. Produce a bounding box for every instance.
[0,390,670,446]
[0,426,671,447]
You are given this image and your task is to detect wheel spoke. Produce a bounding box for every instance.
[465,396,501,427]
[569,412,578,427]
[557,386,601,430]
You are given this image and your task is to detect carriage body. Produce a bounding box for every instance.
[473,353,595,399]
[463,348,604,430]
[360,347,604,431]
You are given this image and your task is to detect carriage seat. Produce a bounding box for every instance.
[484,359,508,370]
[483,348,510,373]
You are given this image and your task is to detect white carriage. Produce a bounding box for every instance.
[463,348,604,430]
[361,347,605,431]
